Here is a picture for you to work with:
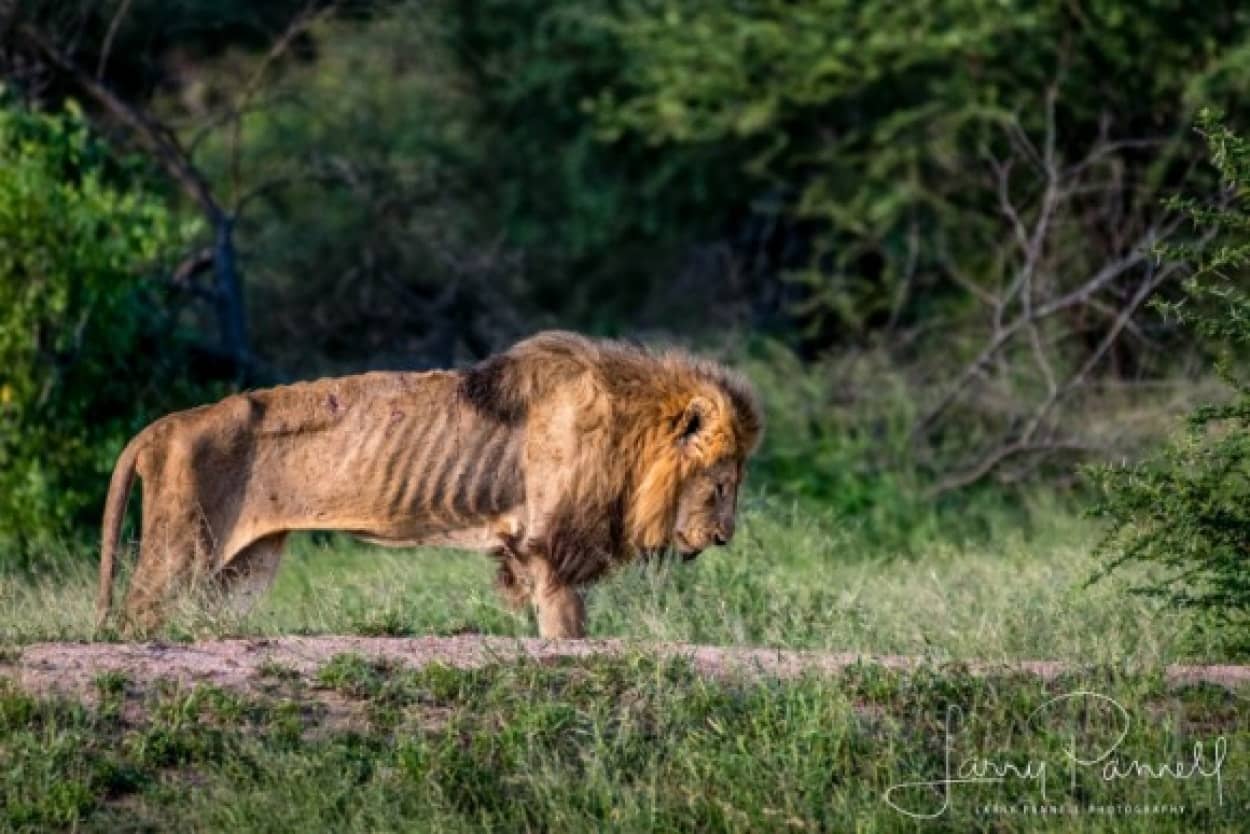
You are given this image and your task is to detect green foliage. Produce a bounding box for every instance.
[166,0,764,360]
[170,1,729,370]
[588,0,1250,339]
[25,0,1250,358]
[61,0,1250,378]
[0,95,203,563]
[740,340,1050,553]
[744,345,916,509]
[188,6,515,368]
[741,343,942,554]
[13,0,1250,562]
[451,1,697,255]
[1091,112,1250,635]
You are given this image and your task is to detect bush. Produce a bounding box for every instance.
[741,340,1046,554]
[588,0,1250,345]
[1090,112,1250,634]
[0,95,205,564]
[181,1,736,371]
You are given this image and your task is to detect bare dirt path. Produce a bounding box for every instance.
[7,635,1250,704]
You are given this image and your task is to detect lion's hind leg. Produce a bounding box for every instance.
[215,532,288,617]
[122,503,211,636]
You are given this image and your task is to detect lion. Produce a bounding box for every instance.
[97,330,762,638]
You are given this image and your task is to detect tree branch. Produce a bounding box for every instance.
[95,0,133,81]
[21,22,225,223]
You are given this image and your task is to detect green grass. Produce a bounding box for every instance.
[1,493,1244,832]
[0,494,1221,664]
[1,653,1244,832]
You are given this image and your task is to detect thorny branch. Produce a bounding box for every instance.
[916,86,1200,494]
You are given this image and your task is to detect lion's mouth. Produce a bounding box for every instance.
[674,532,703,561]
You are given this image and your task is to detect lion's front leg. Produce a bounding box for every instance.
[535,582,586,639]
[527,558,586,639]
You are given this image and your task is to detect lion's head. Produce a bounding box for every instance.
[620,355,763,560]
[671,453,742,558]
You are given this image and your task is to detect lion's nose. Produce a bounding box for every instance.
[713,525,733,546]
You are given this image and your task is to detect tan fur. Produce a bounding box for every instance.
[98,331,762,638]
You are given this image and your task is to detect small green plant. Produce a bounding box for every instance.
[349,608,416,637]
[1090,111,1250,642]
[316,653,393,697]
[256,661,301,681]
[92,670,129,699]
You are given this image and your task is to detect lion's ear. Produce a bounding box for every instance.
[676,396,714,446]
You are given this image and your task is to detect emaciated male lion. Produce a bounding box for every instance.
[98,331,762,638]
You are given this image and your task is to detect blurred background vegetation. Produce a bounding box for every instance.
[1,0,1248,597]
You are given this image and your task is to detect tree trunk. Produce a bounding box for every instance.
[211,216,250,383]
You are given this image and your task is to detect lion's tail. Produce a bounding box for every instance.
[97,434,141,631]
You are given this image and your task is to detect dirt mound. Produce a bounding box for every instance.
[7,635,1250,705]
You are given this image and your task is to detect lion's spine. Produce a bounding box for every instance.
[97,433,141,630]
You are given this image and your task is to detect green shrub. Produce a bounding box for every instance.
[1090,112,1250,634]
[130,0,1250,363]
[588,0,1250,342]
[181,1,732,368]
[0,94,205,564]
[741,340,1045,554]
